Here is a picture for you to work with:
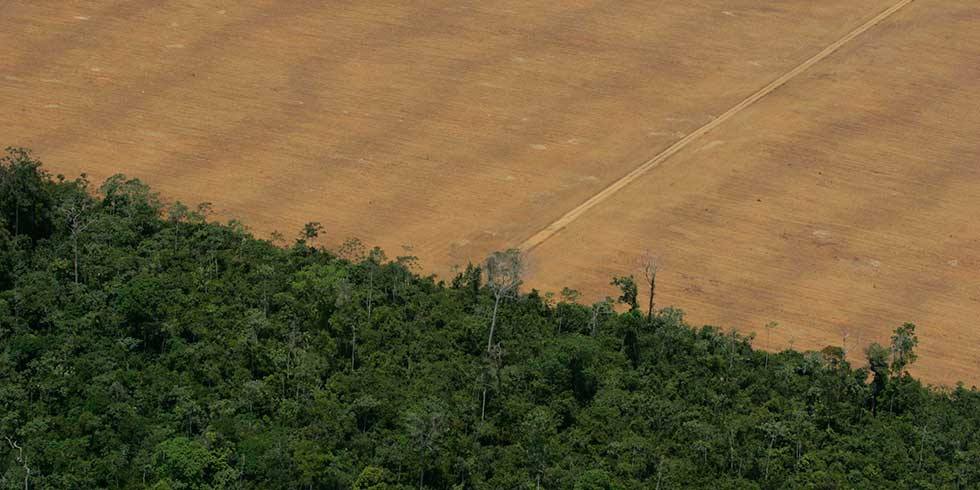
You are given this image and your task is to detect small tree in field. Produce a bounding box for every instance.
[484,249,524,352]
[560,287,581,304]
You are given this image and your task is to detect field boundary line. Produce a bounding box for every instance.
[518,0,915,253]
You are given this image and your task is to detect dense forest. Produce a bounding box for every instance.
[1,147,978,489]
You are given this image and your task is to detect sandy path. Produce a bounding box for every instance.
[518,0,916,253]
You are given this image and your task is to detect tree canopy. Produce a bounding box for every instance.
[1,148,978,488]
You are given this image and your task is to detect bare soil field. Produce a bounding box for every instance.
[2,0,892,259]
[527,1,980,385]
[2,1,977,384]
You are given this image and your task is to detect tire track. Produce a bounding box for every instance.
[518,0,915,252]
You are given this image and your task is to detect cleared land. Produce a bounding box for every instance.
[2,1,977,383]
[1,0,894,262]
[527,0,980,385]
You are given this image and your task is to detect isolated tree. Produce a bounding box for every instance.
[641,251,660,320]
[294,221,324,252]
[890,322,918,376]
[484,249,524,352]
[560,287,581,304]
[866,343,890,415]
[611,275,639,312]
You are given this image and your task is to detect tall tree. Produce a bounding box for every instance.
[889,323,918,376]
[57,177,94,284]
[641,251,660,320]
[866,343,890,415]
[484,249,524,352]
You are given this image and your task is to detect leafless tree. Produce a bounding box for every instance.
[337,237,367,263]
[640,251,660,321]
[589,299,613,337]
[484,249,524,352]
[765,321,779,368]
[59,193,94,284]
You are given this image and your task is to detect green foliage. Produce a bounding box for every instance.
[0,147,56,241]
[1,155,978,489]
[153,437,220,489]
[610,276,639,311]
[890,323,918,376]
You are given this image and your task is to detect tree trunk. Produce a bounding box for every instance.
[729,332,736,370]
[481,388,487,421]
[368,270,374,321]
[646,273,656,320]
[351,323,357,371]
[73,237,79,284]
[765,329,770,369]
[764,435,775,481]
[487,294,501,352]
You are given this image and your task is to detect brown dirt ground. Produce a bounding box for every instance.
[2,1,976,384]
[526,1,980,386]
[2,0,893,260]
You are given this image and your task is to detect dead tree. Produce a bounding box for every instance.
[484,249,524,352]
[641,251,660,321]
[59,193,94,284]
